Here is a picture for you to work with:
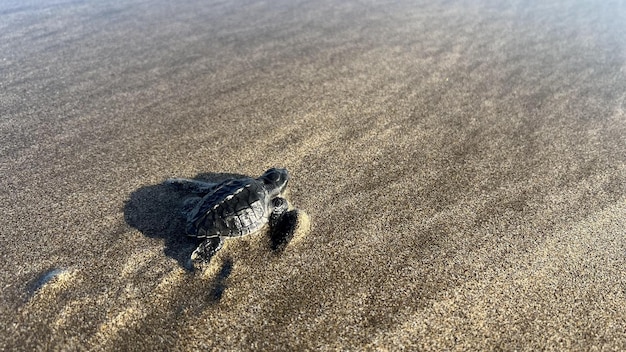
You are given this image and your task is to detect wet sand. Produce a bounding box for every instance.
[1,0,625,350]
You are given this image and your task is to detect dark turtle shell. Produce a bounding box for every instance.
[186,178,270,238]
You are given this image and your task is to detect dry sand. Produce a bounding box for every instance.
[1,0,625,350]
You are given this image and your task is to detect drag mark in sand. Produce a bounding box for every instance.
[26,268,69,297]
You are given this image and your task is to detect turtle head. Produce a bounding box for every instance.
[259,168,289,196]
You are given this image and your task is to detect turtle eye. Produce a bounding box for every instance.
[266,170,281,182]
[262,168,288,187]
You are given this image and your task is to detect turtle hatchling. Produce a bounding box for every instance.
[167,168,291,263]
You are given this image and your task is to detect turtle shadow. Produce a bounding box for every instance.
[123,172,246,270]
[208,256,233,303]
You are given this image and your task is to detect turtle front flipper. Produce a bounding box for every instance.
[269,209,299,251]
[165,178,219,195]
[191,237,224,263]
[269,197,289,227]
[268,197,296,251]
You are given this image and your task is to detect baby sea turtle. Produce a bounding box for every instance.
[167,168,290,263]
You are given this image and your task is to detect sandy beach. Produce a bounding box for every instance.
[1,0,625,350]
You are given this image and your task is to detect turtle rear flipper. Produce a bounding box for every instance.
[191,237,224,263]
[165,178,219,195]
[182,196,202,214]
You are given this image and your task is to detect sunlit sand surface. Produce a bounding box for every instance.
[1,0,625,350]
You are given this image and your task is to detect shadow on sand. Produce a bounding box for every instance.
[123,172,246,270]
